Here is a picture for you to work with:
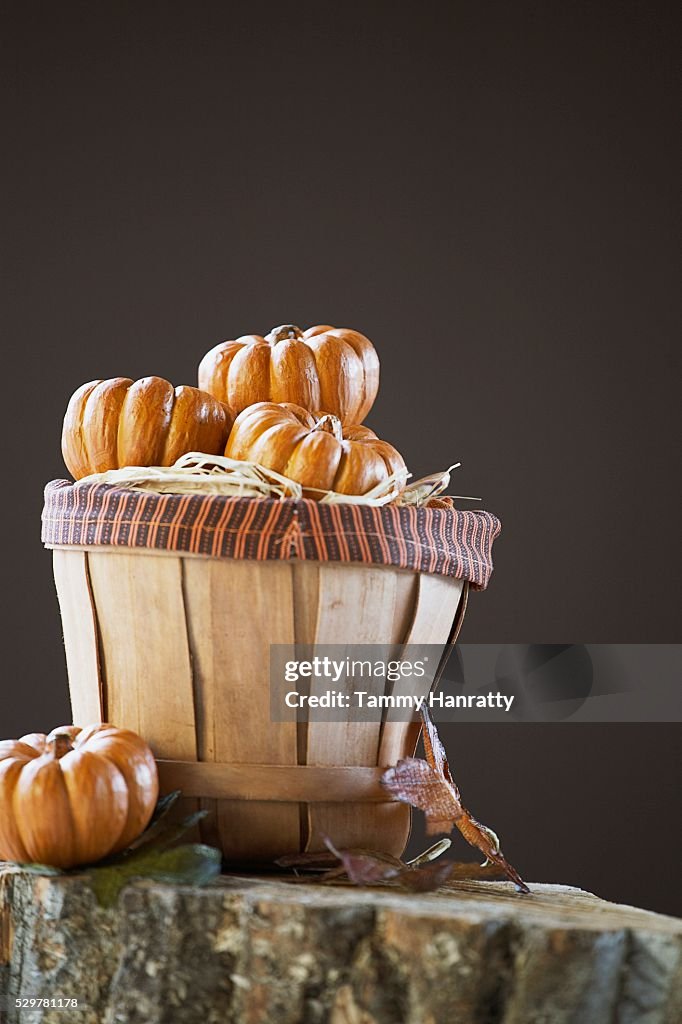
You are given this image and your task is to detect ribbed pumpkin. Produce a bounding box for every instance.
[0,724,159,869]
[62,376,232,480]
[225,402,407,498]
[198,323,380,424]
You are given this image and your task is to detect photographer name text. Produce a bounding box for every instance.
[284,690,515,712]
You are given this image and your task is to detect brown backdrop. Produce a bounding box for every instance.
[3,1,680,915]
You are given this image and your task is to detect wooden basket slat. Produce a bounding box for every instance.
[390,570,420,651]
[179,557,224,851]
[87,552,198,760]
[53,549,104,724]
[304,565,405,853]
[291,562,320,771]
[365,567,428,852]
[377,574,465,769]
[86,551,203,833]
[371,573,464,852]
[182,558,300,860]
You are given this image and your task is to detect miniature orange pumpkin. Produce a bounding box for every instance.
[62,376,232,480]
[198,324,380,424]
[0,724,159,868]
[225,402,407,498]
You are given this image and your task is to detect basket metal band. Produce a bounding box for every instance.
[156,760,397,803]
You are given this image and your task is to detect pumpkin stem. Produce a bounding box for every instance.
[47,732,74,759]
[313,414,344,443]
[269,324,303,343]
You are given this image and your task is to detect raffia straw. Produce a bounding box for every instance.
[76,452,480,507]
[397,464,482,506]
[76,452,409,506]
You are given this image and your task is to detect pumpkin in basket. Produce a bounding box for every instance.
[198,323,380,424]
[225,401,407,498]
[0,724,159,869]
[62,376,232,480]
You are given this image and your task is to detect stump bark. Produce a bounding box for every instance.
[1,866,680,1024]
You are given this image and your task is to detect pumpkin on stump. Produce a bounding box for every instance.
[225,401,407,498]
[0,724,159,869]
[198,324,380,424]
[62,376,232,480]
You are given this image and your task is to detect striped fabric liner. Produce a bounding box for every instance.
[42,480,501,590]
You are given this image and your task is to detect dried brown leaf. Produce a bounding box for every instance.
[276,835,511,895]
[398,859,456,892]
[381,757,463,835]
[381,706,531,894]
[323,838,402,885]
[421,703,459,794]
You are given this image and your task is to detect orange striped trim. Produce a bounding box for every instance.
[42,480,501,590]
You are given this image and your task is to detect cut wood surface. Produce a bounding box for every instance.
[1,867,680,1024]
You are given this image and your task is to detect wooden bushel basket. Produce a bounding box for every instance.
[51,548,467,862]
[44,481,500,863]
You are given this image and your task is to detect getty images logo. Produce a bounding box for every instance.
[283,655,429,684]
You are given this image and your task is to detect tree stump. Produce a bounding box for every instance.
[1,866,680,1024]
